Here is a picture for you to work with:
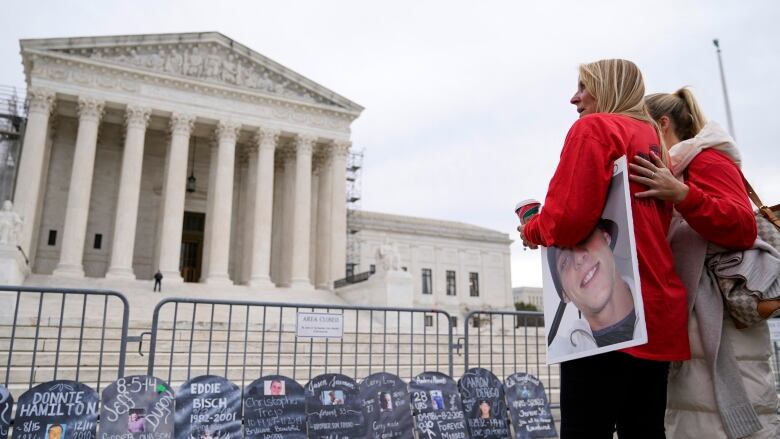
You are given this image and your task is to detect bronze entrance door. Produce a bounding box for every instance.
[180,212,205,282]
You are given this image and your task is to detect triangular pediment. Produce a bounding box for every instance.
[21,32,363,113]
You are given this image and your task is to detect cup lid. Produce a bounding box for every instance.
[515,199,540,212]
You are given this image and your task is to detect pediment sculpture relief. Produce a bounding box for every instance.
[56,44,334,106]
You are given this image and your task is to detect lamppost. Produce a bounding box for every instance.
[186,137,197,193]
[713,39,736,139]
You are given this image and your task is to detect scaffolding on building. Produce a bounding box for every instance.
[0,85,26,203]
[345,148,364,277]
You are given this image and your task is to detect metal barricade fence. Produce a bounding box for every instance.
[0,285,130,395]
[462,310,559,411]
[146,297,453,388]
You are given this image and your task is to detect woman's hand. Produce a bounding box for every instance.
[517,223,539,250]
[629,152,689,203]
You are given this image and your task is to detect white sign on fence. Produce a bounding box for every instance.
[296,312,344,338]
[768,319,780,341]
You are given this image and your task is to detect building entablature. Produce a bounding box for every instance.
[21,32,362,140]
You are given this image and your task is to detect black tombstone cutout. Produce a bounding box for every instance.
[0,386,13,439]
[504,373,557,439]
[12,380,99,439]
[408,372,470,439]
[243,375,306,439]
[99,375,175,439]
[358,373,414,439]
[458,368,510,439]
[174,375,242,439]
[305,373,365,439]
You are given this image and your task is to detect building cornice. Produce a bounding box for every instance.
[20,32,363,113]
[351,210,513,245]
[25,51,356,136]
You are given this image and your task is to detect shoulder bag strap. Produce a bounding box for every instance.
[743,176,780,229]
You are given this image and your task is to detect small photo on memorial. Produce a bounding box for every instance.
[378,392,393,412]
[478,400,492,419]
[321,390,345,405]
[127,408,145,433]
[264,379,286,396]
[45,424,66,439]
[430,391,444,411]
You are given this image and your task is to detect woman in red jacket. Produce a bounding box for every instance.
[519,59,689,438]
[630,88,778,438]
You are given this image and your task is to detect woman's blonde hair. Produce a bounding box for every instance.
[645,88,707,141]
[579,59,668,160]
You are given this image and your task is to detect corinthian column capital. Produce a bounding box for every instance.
[294,134,317,155]
[124,105,151,129]
[216,120,241,143]
[26,88,56,115]
[331,140,351,158]
[255,127,281,151]
[77,97,105,122]
[169,113,195,136]
[312,149,329,173]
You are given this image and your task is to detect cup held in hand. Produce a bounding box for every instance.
[515,199,541,225]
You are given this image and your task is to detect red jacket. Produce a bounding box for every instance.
[524,113,690,361]
[676,149,756,249]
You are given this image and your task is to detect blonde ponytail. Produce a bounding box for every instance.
[646,87,708,141]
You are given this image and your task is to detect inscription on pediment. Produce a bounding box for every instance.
[55,44,335,106]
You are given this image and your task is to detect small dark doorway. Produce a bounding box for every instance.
[180,212,205,283]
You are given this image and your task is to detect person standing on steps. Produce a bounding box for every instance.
[154,269,163,292]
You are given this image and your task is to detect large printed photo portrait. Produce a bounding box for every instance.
[542,156,648,363]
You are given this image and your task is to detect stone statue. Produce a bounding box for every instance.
[0,200,23,246]
[375,238,401,272]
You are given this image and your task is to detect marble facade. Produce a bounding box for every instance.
[14,32,361,289]
[343,211,514,326]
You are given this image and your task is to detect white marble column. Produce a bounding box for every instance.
[53,97,105,278]
[240,147,257,284]
[277,148,296,287]
[314,147,334,289]
[309,153,322,284]
[203,120,240,285]
[105,105,151,279]
[14,88,56,260]
[269,157,285,284]
[155,113,194,283]
[199,139,218,281]
[248,128,280,288]
[288,134,316,289]
[330,141,350,281]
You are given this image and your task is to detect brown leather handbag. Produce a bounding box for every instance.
[721,179,780,326]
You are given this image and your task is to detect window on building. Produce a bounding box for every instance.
[424,315,433,327]
[370,264,376,274]
[446,270,456,296]
[47,230,57,246]
[450,316,458,328]
[472,317,481,328]
[422,268,432,295]
[469,272,480,297]
[346,263,356,278]
[93,234,103,249]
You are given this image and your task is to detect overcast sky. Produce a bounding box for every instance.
[1,0,778,287]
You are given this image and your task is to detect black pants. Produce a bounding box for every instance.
[154,279,161,292]
[560,351,670,439]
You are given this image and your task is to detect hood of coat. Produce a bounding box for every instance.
[669,121,742,178]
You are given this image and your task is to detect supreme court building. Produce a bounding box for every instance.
[7,32,513,318]
[15,32,358,290]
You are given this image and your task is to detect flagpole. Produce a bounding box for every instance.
[713,39,736,138]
